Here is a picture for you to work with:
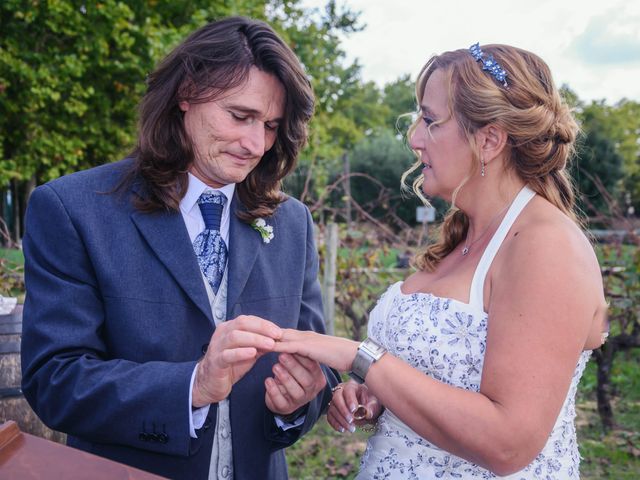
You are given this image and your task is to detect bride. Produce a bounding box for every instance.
[272,43,608,479]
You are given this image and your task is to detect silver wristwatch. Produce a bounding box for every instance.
[349,338,387,384]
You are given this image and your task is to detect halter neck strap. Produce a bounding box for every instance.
[468,186,536,308]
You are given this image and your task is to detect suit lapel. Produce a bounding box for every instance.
[226,194,261,314]
[130,208,214,326]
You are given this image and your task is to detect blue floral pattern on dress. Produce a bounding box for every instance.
[357,282,590,479]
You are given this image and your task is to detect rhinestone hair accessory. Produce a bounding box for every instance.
[469,43,508,87]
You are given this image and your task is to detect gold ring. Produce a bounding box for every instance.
[353,404,369,421]
[331,384,343,393]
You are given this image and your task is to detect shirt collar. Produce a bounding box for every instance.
[180,173,236,215]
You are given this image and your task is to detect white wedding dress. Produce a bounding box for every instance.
[357,186,591,479]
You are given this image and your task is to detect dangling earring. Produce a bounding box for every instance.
[481,158,486,177]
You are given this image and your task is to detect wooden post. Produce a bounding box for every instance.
[343,153,352,231]
[322,222,338,335]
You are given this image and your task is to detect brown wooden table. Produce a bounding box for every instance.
[0,421,167,479]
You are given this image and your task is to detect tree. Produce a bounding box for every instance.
[349,129,420,226]
[562,86,640,218]
[610,100,640,213]
[1,1,157,241]
[381,74,416,135]
[572,101,624,218]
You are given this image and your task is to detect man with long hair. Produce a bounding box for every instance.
[21,16,337,479]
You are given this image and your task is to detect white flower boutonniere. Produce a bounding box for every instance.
[251,218,274,244]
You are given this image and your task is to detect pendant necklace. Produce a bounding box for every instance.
[461,203,511,256]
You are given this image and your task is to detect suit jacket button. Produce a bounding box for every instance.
[201,343,209,354]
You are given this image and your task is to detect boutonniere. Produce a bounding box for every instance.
[251,218,274,244]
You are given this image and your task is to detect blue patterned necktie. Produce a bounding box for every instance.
[193,191,227,294]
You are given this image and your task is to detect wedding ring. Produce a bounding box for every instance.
[352,404,369,421]
[331,384,343,393]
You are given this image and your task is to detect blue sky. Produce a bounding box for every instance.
[302,0,640,104]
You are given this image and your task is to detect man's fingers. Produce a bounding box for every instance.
[278,354,317,390]
[272,377,289,396]
[265,377,292,413]
[272,363,305,402]
[225,315,282,339]
[219,347,258,366]
[218,328,277,352]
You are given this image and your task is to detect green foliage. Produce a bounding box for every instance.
[599,244,640,341]
[578,352,640,479]
[381,74,416,134]
[0,247,23,265]
[319,224,406,340]
[349,129,421,225]
[0,247,24,298]
[561,86,639,216]
[287,420,368,479]
[0,1,153,183]
[572,102,625,216]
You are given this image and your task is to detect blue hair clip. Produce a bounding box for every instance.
[469,43,508,87]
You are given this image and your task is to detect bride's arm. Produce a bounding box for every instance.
[275,223,605,475]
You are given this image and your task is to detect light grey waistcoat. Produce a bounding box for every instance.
[203,269,233,480]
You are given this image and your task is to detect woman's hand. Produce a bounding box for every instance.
[272,329,358,372]
[327,381,383,433]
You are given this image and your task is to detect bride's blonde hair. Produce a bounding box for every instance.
[402,44,580,272]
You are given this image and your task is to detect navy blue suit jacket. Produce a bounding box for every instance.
[21,158,337,479]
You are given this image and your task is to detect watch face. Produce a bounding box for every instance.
[362,339,386,359]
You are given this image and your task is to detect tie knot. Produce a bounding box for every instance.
[198,191,226,231]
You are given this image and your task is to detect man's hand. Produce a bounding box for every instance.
[264,353,327,417]
[192,315,282,407]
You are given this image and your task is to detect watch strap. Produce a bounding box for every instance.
[349,338,386,384]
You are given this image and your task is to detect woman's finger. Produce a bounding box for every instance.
[327,404,353,433]
[326,408,344,433]
[331,385,355,424]
[342,383,362,415]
